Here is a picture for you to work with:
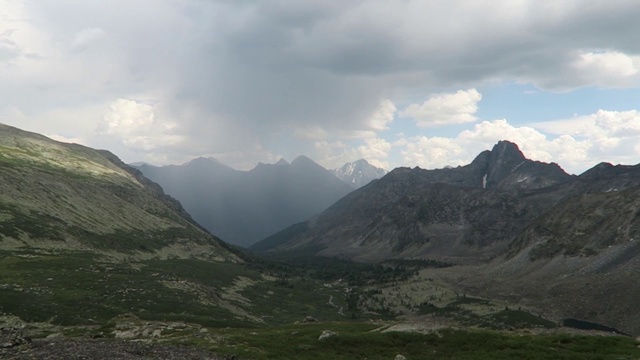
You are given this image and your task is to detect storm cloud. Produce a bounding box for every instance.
[1,0,639,170]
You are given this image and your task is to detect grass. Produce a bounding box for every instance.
[0,252,251,326]
[0,250,638,359]
[0,202,66,241]
[168,322,640,360]
[0,251,371,328]
[418,298,557,330]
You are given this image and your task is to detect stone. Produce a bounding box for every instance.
[303,316,317,323]
[318,330,338,341]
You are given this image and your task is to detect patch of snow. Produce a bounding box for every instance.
[511,161,526,172]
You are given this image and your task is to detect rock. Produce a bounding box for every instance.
[0,326,30,348]
[395,355,407,360]
[167,322,187,330]
[303,316,317,323]
[318,330,338,341]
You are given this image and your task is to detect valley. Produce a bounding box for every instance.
[1,123,639,359]
[3,251,638,359]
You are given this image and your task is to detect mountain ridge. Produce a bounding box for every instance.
[0,123,237,261]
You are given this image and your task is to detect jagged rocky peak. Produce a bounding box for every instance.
[491,140,526,162]
[485,140,527,187]
[473,140,572,190]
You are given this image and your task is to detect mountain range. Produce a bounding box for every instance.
[252,140,575,261]
[135,156,355,247]
[4,121,640,359]
[252,140,640,334]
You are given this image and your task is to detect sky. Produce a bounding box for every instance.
[1,0,640,175]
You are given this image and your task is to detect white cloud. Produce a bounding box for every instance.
[399,119,594,174]
[315,137,392,170]
[401,136,467,169]
[97,98,183,152]
[531,109,640,165]
[457,119,594,172]
[293,125,329,140]
[458,119,549,155]
[368,99,396,131]
[397,108,640,175]
[2,0,640,171]
[571,51,639,87]
[71,28,106,50]
[401,89,482,127]
[357,137,391,169]
[592,109,640,137]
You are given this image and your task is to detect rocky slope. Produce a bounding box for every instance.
[0,123,236,261]
[332,159,388,189]
[136,155,353,247]
[252,139,640,334]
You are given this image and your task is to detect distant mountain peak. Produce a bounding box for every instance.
[353,158,370,165]
[274,158,289,166]
[290,155,323,169]
[480,140,571,189]
[332,159,388,189]
[291,155,313,164]
[186,156,230,166]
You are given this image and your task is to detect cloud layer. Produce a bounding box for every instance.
[1,0,639,171]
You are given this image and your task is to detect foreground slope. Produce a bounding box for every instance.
[136,155,353,247]
[0,123,235,260]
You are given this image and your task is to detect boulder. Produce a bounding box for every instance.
[303,316,318,323]
[318,330,338,341]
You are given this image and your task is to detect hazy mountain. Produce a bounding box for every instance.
[0,123,237,261]
[135,155,353,247]
[332,159,388,189]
